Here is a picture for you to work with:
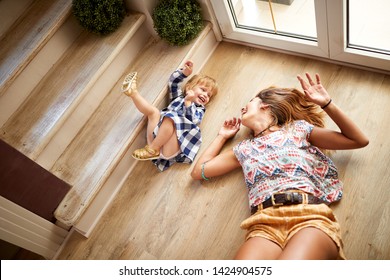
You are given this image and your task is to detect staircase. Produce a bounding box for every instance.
[0,0,219,258]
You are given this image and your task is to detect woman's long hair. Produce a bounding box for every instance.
[257,87,325,128]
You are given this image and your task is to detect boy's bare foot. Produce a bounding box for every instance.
[121,72,138,96]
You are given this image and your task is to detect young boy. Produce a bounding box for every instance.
[122,60,218,171]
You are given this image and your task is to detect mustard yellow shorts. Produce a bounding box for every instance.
[240,203,345,259]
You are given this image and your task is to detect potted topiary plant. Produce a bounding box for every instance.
[72,0,126,36]
[152,0,204,46]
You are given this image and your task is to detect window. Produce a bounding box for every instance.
[230,0,317,41]
[347,0,390,55]
[210,0,390,72]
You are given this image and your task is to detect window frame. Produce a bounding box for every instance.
[327,0,390,71]
[209,0,390,72]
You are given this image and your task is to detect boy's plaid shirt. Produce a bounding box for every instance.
[152,69,205,171]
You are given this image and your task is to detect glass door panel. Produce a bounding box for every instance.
[348,0,390,55]
[211,0,329,57]
[327,0,390,71]
[232,0,317,41]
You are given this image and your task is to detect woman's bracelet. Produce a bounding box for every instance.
[201,162,210,181]
[321,99,332,109]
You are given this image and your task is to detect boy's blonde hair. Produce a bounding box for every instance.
[184,74,219,97]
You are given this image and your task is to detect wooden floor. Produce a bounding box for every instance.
[56,42,390,260]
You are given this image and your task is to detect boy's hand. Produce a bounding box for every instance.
[184,90,196,100]
[184,89,196,106]
[183,60,193,77]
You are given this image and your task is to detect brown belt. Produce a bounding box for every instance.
[251,192,324,215]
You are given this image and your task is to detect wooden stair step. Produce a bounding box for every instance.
[0,0,72,95]
[0,13,146,160]
[53,23,214,227]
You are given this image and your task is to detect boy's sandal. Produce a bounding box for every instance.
[121,71,137,95]
[132,145,160,161]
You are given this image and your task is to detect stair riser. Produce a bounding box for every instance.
[36,23,151,170]
[1,14,146,162]
[0,17,81,128]
[73,25,219,236]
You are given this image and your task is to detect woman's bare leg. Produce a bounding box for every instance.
[234,237,282,260]
[278,227,339,260]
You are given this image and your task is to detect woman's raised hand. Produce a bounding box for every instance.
[297,72,331,108]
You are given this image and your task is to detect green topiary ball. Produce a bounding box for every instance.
[72,0,126,36]
[152,0,204,46]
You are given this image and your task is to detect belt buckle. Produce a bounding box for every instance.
[271,193,284,207]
